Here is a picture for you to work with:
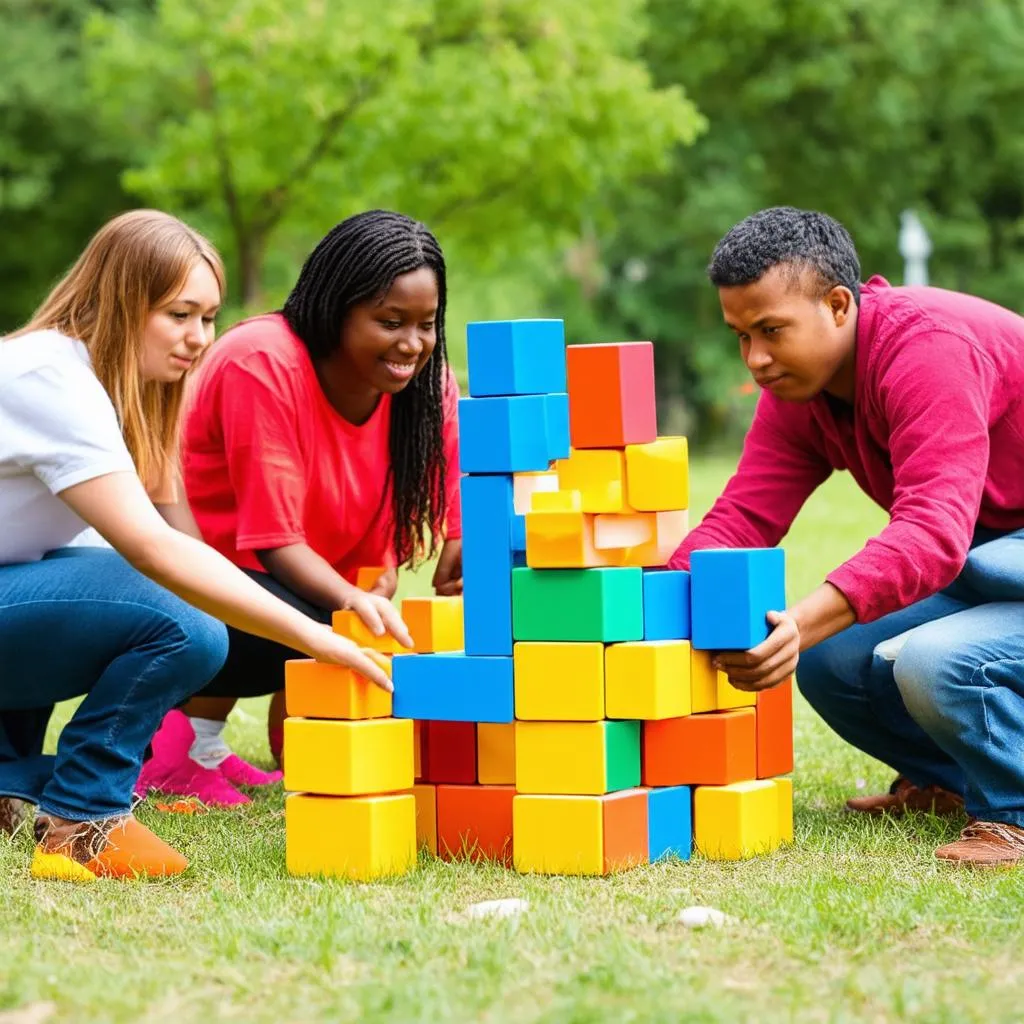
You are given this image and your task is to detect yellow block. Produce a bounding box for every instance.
[516,721,622,794]
[605,640,690,720]
[413,783,438,854]
[286,793,416,880]
[773,776,794,844]
[531,489,582,512]
[513,794,603,874]
[624,437,690,511]
[612,509,689,567]
[694,779,780,860]
[332,609,407,655]
[401,596,464,652]
[691,648,727,713]
[513,470,560,514]
[283,718,414,796]
[514,642,605,720]
[716,673,756,710]
[477,722,516,784]
[524,509,609,569]
[285,659,393,720]
[555,448,631,513]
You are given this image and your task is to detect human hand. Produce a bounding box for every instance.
[713,610,799,691]
[304,625,394,692]
[342,589,413,649]
[432,538,463,596]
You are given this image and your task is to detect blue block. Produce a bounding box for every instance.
[459,395,559,474]
[544,392,570,460]
[392,653,514,722]
[511,512,526,553]
[647,785,692,861]
[467,319,566,397]
[642,569,691,640]
[461,475,514,655]
[690,548,786,650]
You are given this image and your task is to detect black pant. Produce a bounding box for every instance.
[197,570,331,698]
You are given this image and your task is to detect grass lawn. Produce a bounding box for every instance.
[3,457,1024,1023]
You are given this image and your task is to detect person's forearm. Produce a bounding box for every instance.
[789,582,856,650]
[257,542,357,612]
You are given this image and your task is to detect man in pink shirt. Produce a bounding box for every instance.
[670,206,1024,867]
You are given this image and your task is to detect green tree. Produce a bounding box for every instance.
[86,0,703,307]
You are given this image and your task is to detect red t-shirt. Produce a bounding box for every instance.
[182,313,462,582]
[670,276,1024,623]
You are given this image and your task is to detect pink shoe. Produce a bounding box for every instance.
[135,710,250,808]
[219,754,283,788]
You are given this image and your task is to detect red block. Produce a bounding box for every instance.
[436,784,515,865]
[602,788,649,873]
[421,721,477,784]
[566,343,657,449]
[756,677,794,777]
[642,709,756,786]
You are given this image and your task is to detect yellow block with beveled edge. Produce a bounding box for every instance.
[516,721,628,794]
[513,793,603,874]
[605,640,690,720]
[413,783,438,854]
[285,659,393,719]
[716,671,756,710]
[524,508,609,569]
[286,793,416,880]
[513,470,559,514]
[514,642,605,720]
[401,596,464,653]
[477,722,516,784]
[694,779,780,860]
[691,647,727,713]
[283,718,413,796]
[624,437,689,511]
[531,489,582,512]
[332,609,407,655]
[773,776,794,844]
[555,448,632,513]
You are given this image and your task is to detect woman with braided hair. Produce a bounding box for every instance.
[136,210,462,806]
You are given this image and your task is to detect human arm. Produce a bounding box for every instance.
[431,367,464,596]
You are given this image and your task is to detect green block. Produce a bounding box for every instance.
[512,567,644,641]
[604,721,641,792]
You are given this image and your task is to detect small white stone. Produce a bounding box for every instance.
[465,898,529,920]
[678,905,731,928]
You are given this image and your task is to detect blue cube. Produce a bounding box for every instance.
[647,785,692,861]
[690,548,786,650]
[461,475,514,655]
[544,392,570,461]
[467,319,566,397]
[459,395,561,474]
[393,653,514,722]
[642,569,691,640]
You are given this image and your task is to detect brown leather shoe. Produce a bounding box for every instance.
[0,796,30,836]
[846,776,964,817]
[935,821,1024,867]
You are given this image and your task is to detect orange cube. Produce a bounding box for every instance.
[284,659,392,719]
[642,708,756,786]
[356,566,389,591]
[757,677,794,778]
[401,596,464,652]
[413,783,438,855]
[332,609,406,655]
[566,343,657,449]
[436,784,515,865]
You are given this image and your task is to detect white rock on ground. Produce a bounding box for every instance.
[464,898,530,920]
[677,905,732,929]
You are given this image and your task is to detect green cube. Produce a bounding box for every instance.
[512,567,644,642]
[604,720,641,792]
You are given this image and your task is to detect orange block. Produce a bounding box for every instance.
[477,723,516,784]
[284,659,392,719]
[610,510,689,568]
[524,508,610,569]
[642,708,756,786]
[756,677,794,778]
[356,566,389,591]
[402,596,464,652]
[413,783,438,855]
[566,343,657,449]
[601,788,649,873]
[436,784,516,865]
[332,609,406,655]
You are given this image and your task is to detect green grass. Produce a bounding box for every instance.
[4,459,1024,1024]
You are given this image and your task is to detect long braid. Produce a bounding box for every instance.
[283,210,448,568]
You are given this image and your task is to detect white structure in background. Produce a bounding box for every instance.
[899,209,932,286]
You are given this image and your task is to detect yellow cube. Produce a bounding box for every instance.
[624,437,689,511]
[612,509,689,568]
[477,722,516,784]
[605,640,690,720]
[531,489,582,512]
[694,779,780,860]
[515,720,639,795]
[773,776,794,844]
[716,673,756,710]
[555,448,631,513]
[413,783,438,854]
[512,470,559,514]
[332,609,407,655]
[524,508,608,569]
[691,648,727,713]
[285,792,416,880]
[401,596,464,653]
[285,659,393,720]
[513,642,605,720]
[283,718,414,796]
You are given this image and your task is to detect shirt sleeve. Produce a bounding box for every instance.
[215,355,308,552]
[826,330,995,622]
[668,393,832,570]
[0,359,135,494]
[441,367,462,540]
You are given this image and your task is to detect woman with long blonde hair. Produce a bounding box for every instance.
[0,210,392,882]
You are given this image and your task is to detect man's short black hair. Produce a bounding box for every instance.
[708,206,861,302]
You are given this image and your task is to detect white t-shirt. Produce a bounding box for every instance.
[0,330,136,565]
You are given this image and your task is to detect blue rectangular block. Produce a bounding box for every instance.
[459,395,558,474]
[544,392,570,461]
[690,548,786,650]
[647,785,692,861]
[392,653,514,722]
[467,319,566,397]
[461,475,514,655]
[642,569,691,641]
[511,512,526,553]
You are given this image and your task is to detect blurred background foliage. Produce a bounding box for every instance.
[3,0,1023,443]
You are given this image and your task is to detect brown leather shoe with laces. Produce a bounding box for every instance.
[845,776,964,817]
[935,821,1024,867]
[0,796,30,835]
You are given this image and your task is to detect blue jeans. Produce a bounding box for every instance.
[0,548,227,821]
[798,528,1024,827]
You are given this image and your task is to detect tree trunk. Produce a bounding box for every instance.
[237,229,267,308]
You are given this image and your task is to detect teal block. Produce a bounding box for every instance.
[511,567,644,642]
